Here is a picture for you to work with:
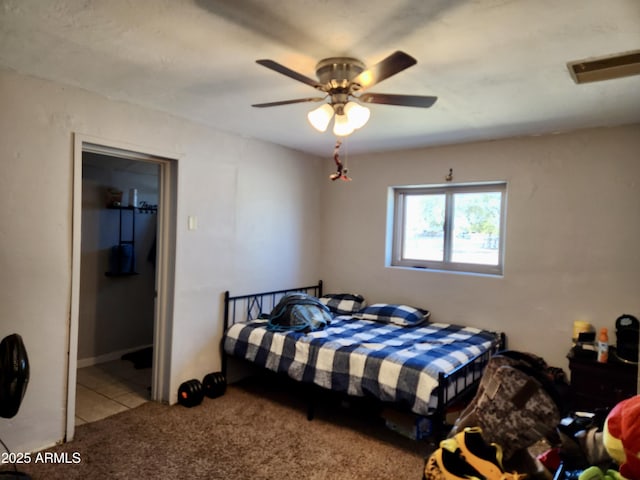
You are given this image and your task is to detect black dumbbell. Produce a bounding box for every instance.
[177,379,204,407]
[202,372,227,399]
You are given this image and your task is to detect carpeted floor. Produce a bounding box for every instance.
[12,377,432,479]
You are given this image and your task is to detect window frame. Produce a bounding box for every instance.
[390,182,507,275]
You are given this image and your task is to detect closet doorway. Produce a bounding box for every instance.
[76,152,158,426]
[68,135,177,441]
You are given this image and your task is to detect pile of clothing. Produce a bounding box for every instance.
[423,350,640,480]
[424,426,527,479]
[424,350,569,479]
[549,395,640,480]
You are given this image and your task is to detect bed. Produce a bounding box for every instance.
[222,280,504,439]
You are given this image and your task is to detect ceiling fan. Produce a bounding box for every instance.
[252,51,438,136]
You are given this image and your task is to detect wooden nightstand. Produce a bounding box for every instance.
[568,348,638,411]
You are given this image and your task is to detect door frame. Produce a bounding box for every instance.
[67,133,178,441]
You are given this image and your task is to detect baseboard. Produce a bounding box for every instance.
[77,344,153,369]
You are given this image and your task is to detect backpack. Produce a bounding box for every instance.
[266,293,332,333]
[449,350,569,460]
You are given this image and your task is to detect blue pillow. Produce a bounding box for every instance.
[353,303,429,327]
[319,293,366,315]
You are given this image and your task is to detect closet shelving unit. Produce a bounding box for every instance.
[105,205,138,277]
[105,202,158,277]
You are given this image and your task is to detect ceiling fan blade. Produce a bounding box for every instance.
[352,51,417,90]
[359,93,438,108]
[256,59,322,89]
[252,97,324,108]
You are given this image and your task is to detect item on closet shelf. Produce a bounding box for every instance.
[177,379,204,408]
[128,188,138,207]
[597,328,609,363]
[106,188,123,207]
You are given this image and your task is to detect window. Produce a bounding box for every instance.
[390,182,506,275]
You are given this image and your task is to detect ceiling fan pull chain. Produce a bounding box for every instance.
[329,139,351,182]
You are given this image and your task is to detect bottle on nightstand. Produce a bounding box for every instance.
[597,327,609,363]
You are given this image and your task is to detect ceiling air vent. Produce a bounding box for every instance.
[567,50,640,84]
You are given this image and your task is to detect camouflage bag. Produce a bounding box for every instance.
[449,351,568,460]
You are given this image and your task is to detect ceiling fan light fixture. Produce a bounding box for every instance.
[344,101,370,130]
[254,51,437,137]
[333,112,355,137]
[307,103,335,132]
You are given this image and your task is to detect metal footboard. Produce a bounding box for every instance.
[432,331,506,439]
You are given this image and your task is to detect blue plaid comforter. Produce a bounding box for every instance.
[223,316,499,415]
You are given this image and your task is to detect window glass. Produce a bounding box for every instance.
[390,183,506,275]
[403,194,445,261]
[451,192,502,266]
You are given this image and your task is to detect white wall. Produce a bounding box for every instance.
[0,69,322,453]
[319,126,640,374]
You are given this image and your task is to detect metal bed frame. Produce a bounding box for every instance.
[222,280,324,377]
[222,280,505,440]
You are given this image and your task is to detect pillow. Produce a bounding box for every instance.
[353,303,430,327]
[319,293,367,315]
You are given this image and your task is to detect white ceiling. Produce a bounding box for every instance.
[1,0,639,157]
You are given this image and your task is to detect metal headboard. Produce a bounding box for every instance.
[223,280,323,331]
[221,281,323,377]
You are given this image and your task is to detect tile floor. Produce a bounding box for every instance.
[75,359,151,426]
